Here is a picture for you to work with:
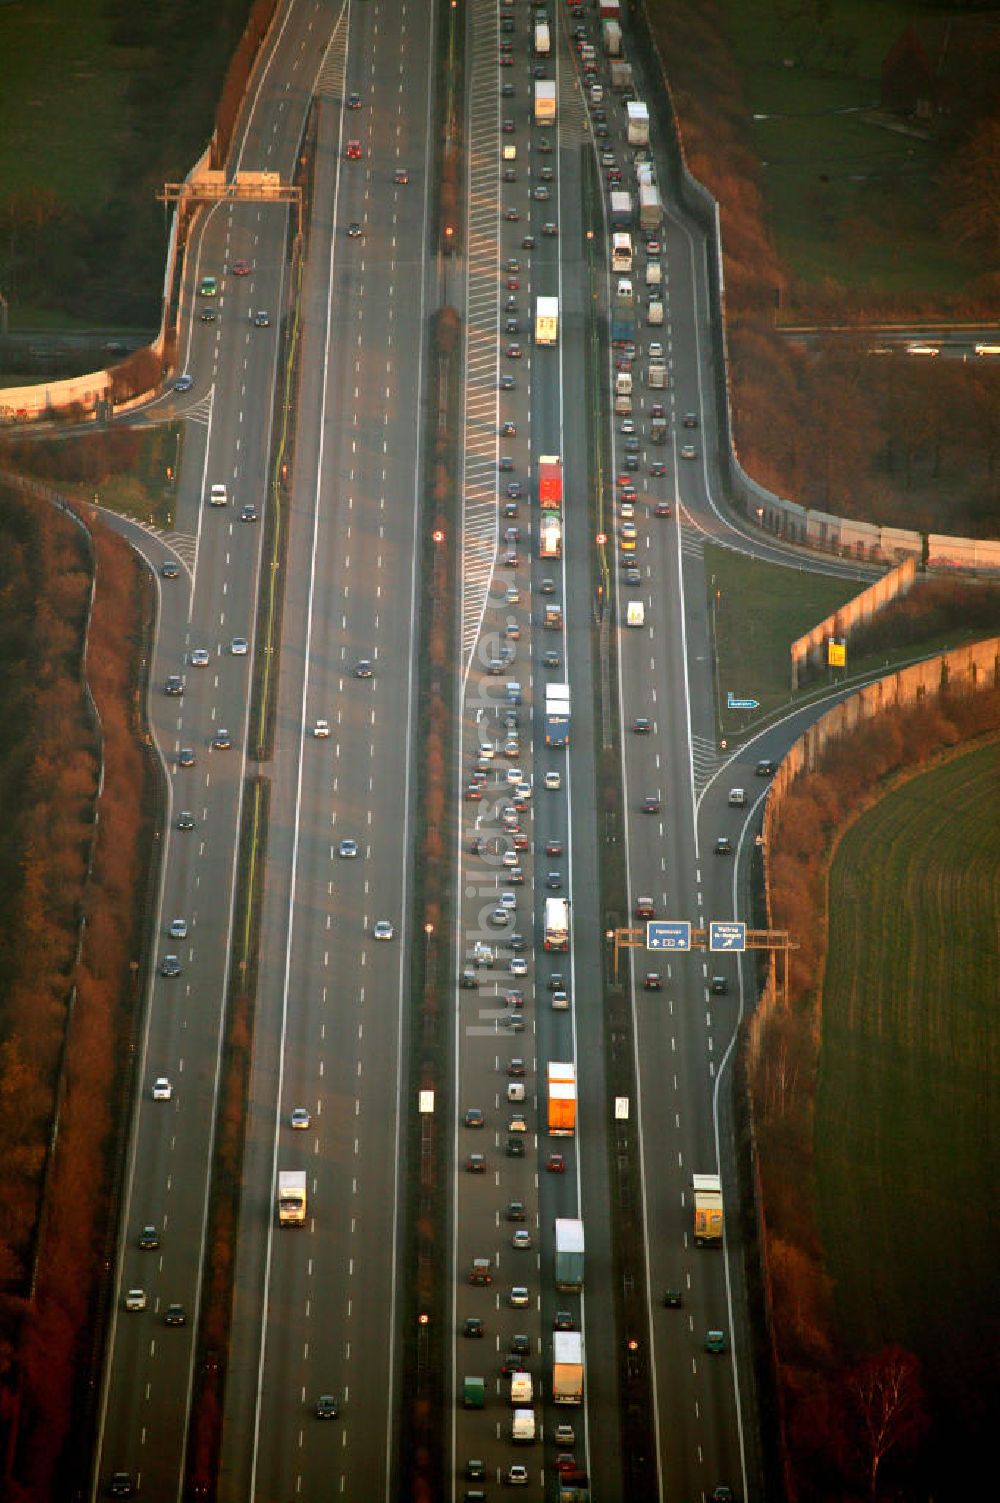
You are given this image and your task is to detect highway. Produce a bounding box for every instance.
[91,1,346,1497]
[216,0,434,1499]
[89,0,882,1499]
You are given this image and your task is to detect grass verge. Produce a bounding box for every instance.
[815,739,1000,1488]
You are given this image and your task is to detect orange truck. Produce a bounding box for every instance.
[547,1061,577,1136]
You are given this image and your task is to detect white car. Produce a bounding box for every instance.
[190,648,210,667]
[124,1289,147,1312]
[544,771,561,790]
[290,1106,311,1129]
[314,719,330,738]
[506,766,523,786]
[509,1285,530,1307]
[168,918,188,939]
[338,838,359,858]
[680,445,698,460]
[152,1077,172,1101]
[373,919,394,940]
[510,957,528,976]
[231,637,248,656]
[500,891,517,910]
[515,781,532,801]
[502,850,520,867]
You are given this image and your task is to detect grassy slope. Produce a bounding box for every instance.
[706,543,858,725]
[815,742,1000,1469]
[0,0,135,211]
[716,0,977,297]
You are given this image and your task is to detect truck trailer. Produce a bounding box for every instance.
[609,190,633,229]
[602,19,622,56]
[539,514,562,559]
[544,686,571,748]
[554,1217,585,1291]
[277,1170,307,1226]
[547,1061,577,1135]
[535,295,559,347]
[544,895,571,949]
[552,1331,584,1404]
[512,1407,536,1443]
[534,20,550,56]
[538,454,563,509]
[534,79,556,125]
[639,184,663,231]
[693,1173,724,1246]
[610,59,633,90]
[627,101,650,146]
[611,231,633,273]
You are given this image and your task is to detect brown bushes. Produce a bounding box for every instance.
[0,495,151,1499]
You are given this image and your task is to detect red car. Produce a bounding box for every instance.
[546,1153,566,1173]
[345,140,362,160]
[643,973,663,991]
[655,502,672,517]
[231,259,251,276]
[545,839,563,857]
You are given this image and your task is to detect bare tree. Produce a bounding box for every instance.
[847,1345,927,1500]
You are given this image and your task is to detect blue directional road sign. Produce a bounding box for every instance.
[727,691,760,711]
[647,921,692,952]
[710,921,746,952]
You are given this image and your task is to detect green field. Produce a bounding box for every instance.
[717,0,978,298]
[0,0,134,212]
[816,742,1000,1482]
[706,544,858,730]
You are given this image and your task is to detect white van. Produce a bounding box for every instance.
[728,788,747,807]
[647,299,664,326]
[626,601,645,627]
[507,1081,526,1103]
[208,483,228,507]
[645,260,662,288]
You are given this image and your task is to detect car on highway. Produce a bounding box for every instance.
[545,872,562,891]
[347,92,361,108]
[164,1303,186,1326]
[532,184,551,200]
[199,275,218,297]
[756,758,776,776]
[512,1228,532,1250]
[463,1316,484,1338]
[505,584,521,604]
[663,1288,683,1308]
[152,1076,172,1100]
[506,480,522,497]
[160,955,182,978]
[290,1107,311,1129]
[230,637,248,655]
[542,221,559,236]
[509,1286,530,1308]
[546,1152,566,1173]
[337,838,359,858]
[108,1472,136,1496]
[190,647,210,667]
[353,659,373,677]
[705,1329,728,1354]
[510,957,528,976]
[711,975,729,995]
[345,140,362,159]
[545,839,563,858]
[240,503,258,522]
[553,1310,575,1330]
[177,747,196,767]
[624,566,642,585]
[348,222,363,238]
[542,649,561,668]
[177,810,195,830]
[372,919,394,940]
[643,973,663,991]
[681,444,698,460]
[504,207,520,221]
[505,343,523,358]
[212,728,231,750]
[544,770,561,790]
[500,375,516,391]
[464,1107,485,1128]
[506,1135,525,1157]
[632,717,651,733]
[539,576,556,594]
[654,501,672,516]
[124,1288,146,1312]
[501,81,515,97]
[174,373,193,392]
[508,1465,528,1485]
[394,167,409,184]
[635,897,655,919]
[138,1225,160,1250]
[466,1152,486,1173]
[714,835,733,855]
[198,307,217,323]
[315,1394,340,1419]
[231,259,251,276]
[168,917,188,939]
[160,560,180,578]
[642,795,661,814]
[253,309,270,327]
[521,233,534,248]
[165,674,184,696]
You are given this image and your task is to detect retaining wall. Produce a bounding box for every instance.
[789,559,917,689]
